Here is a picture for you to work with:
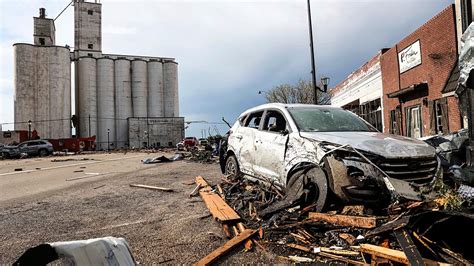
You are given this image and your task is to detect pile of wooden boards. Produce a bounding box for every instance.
[193,176,258,266]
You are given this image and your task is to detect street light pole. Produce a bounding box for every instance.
[306,0,318,104]
[28,120,32,140]
[107,128,110,152]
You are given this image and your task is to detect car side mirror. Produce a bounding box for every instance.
[280,129,289,135]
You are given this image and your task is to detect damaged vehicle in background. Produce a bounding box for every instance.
[219,103,442,213]
[1,139,54,159]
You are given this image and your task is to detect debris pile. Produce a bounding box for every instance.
[194,175,474,265]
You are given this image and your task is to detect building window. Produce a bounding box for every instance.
[88,10,93,15]
[88,43,93,49]
[406,105,422,138]
[39,38,45,45]
[461,0,473,32]
[88,53,93,57]
[359,98,382,132]
[431,98,449,135]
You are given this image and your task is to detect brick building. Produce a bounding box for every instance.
[381,5,463,138]
[330,50,388,132]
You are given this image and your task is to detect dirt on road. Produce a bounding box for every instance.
[0,152,278,264]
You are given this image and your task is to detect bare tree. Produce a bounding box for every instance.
[264,79,331,105]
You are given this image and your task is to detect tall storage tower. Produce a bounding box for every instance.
[73,0,181,149]
[13,8,71,139]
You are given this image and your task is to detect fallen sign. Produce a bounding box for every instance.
[129,184,174,192]
[308,212,377,229]
[195,176,240,222]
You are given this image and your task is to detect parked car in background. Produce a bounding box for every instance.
[1,139,54,158]
[183,137,198,147]
[198,138,209,146]
[220,103,441,212]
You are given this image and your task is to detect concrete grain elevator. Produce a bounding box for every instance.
[14,1,184,149]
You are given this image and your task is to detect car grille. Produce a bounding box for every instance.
[377,156,438,184]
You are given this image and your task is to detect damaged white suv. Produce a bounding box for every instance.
[220,103,441,212]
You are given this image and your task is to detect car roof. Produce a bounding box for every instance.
[238,103,342,117]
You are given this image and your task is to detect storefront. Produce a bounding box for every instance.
[381,5,463,138]
[330,50,387,132]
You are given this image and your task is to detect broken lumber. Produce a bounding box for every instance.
[308,212,377,229]
[286,244,367,265]
[129,184,173,192]
[194,229,257,266]
[195,176,240,222]
[360,244,450,265]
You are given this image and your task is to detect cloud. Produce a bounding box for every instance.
[0,0,453,137]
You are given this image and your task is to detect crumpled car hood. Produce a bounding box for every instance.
[300,131,436,159]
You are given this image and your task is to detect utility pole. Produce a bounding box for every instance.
[88,114,91,137]
[307,0,318,104]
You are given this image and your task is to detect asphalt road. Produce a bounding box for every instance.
[0,152,277,264]
[0,152,151,206]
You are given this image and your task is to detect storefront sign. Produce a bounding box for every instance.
[398,40,421,73]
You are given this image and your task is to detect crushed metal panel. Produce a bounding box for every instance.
[458,22,474,86]
[15,237,136,266]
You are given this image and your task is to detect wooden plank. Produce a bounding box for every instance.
[308,212,376,229]
[360,244,451,266]
[195,176,241,222]
[360,244,410,264]
[393,229,425,266]
[286,244,367,265]
[194,229,257,266]
[129,184,173,192]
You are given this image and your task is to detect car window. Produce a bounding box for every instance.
[262,110,287,132]
[244,111,263,129]
[238,115,248,126]
[288,107,377,132]
[27,142,38,146]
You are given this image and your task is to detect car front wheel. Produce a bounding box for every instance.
[224,154,241,178]
[287,166,328,212]
[39,149,49,157]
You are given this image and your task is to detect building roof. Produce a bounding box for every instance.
[442,61,460,94]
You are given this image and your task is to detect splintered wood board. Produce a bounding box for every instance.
[308,212,377,229]
[195,176,241,222]
[194,229,257,266]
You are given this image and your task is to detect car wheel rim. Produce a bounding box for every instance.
[226,160,236,175]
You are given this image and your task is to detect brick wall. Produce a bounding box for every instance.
[381,5,461,136]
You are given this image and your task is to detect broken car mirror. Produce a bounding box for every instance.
[280,129,289,135]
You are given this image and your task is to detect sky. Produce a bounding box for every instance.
[0,0,453,138]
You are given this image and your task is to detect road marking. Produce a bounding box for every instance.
[0,155,143,177]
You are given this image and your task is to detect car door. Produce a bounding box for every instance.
[231,111,263,175]
[253,109,289,186]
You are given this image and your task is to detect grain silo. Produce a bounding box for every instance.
[163,61,179,117]
[76,56,97,138]
[96,57,115,150]
[114,58,132,148]
[147,60,164,117]
[13,43,71,139]
[131,60,148,118]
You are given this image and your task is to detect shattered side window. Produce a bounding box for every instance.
[262,111,287,132]
[288,107,377,132]
[244,111,263,129]
[238,115,248,126]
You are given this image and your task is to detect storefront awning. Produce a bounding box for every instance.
[387,82,428,98]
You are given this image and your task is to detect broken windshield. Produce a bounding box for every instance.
[288,107,377,132]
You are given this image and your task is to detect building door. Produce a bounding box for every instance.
[407,105,422,138]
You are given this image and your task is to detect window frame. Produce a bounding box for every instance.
[243,110,264,130]
[260,109,290,134]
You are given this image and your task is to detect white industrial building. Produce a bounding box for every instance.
[329,50,387,132]
[14,0,184,149]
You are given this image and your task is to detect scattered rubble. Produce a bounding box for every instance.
[194,175,474,265]
[141,154,183,164]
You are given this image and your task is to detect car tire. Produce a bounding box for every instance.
[287,166,328,212]
[224,154,241,178]
[39,149,49,157]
